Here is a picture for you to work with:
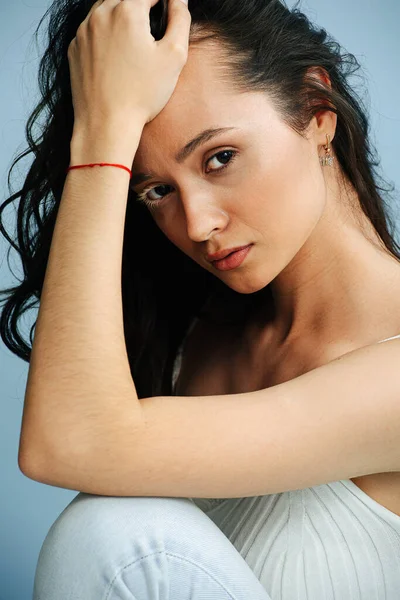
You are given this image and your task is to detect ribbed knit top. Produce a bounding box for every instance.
[172,324,400,599]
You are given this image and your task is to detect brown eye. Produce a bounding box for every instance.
[145,185,173,202]
[136,149,239,208]
[205,150,238,173]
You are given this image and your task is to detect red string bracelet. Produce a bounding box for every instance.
[66,162,132,178]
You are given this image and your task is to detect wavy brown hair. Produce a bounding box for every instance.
[1,0,398,398]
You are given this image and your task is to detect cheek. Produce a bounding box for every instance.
[246,148,326,244]
[152,209,188,251]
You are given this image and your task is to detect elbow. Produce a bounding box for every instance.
[18,448,46,483]
[18,443,80,491]
[18,434,51,482]
[18,421,64,485]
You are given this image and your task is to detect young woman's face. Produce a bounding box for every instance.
[131,42,328,294]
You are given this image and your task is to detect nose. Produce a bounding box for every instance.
[182,193,229,243]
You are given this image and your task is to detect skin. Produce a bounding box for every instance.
[131,39,400,373]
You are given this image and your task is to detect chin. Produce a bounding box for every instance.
[220,273,272,295]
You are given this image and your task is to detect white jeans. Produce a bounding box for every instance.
[33,494,272,599]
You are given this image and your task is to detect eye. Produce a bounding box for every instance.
[205,150,237,173]
[135,149,239,208]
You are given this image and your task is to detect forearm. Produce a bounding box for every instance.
[19,125,145,474]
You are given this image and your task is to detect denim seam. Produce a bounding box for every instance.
[103,549,239,600]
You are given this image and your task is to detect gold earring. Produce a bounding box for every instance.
[320,134,334,167]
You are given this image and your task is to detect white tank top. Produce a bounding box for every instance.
[172,323,400,599]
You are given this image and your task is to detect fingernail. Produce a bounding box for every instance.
[180,0,188,5]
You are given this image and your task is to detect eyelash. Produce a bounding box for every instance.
[134,149,239,208]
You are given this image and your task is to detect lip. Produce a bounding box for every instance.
[206,244,253,263]
[211,244,253,271]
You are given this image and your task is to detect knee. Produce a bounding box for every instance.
[34,494,198,599]
[39,494,196,558]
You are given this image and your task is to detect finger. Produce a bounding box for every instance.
[113,0,163,39]
[71,0,104,46]
[80,0,105,24]
[118,0,161,15]
[159,0,191,56]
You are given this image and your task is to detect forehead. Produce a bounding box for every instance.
[133,41,252,167]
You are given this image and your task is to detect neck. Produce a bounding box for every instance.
[258,181,400,350]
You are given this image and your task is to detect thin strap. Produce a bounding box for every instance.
[377,333,400,344]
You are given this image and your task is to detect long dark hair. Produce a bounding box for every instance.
[1,0,398,398]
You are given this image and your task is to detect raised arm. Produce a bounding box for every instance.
[18,0,191,476]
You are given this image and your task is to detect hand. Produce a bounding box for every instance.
[67,0,191,139]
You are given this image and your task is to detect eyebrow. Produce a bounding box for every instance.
[130,127,238,188]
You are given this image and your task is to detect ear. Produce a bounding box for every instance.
[306,66,332,91]
[305,66,338,146]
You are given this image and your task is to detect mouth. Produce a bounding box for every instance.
[210,244,253,272]
[206,244,252,262]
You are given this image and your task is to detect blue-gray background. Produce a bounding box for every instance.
[1,1,399,598]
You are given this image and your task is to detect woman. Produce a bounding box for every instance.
[1,0,400,597]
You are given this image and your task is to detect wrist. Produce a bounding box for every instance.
[70,121,144,168]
